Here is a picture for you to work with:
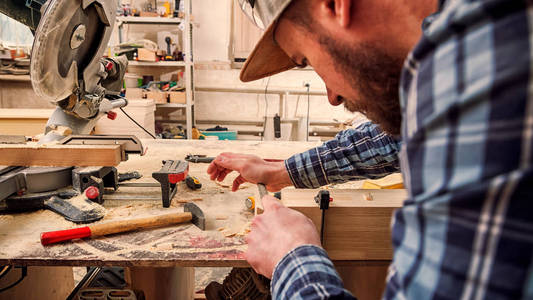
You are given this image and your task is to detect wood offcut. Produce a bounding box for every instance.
[0,144,125,166]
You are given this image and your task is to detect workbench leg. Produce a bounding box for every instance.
[0,266,74,299]
[335,263,389,300]
[125,267,194,300]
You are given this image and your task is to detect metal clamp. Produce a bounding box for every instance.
[152,160,189,207]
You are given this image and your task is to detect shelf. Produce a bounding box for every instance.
[195,85,327,96]
[0,74,31,82]
[117,16,183,25]
[128,61,186,67]
[156,103,188,108]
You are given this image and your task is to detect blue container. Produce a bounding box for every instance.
[201,130,237,140]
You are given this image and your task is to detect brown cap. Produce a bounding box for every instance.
[238,0,297,82]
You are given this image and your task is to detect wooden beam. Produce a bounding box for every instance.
[0,144,124,166]
[281,189,407,261]
[0,109,54,136]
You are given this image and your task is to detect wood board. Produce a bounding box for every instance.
[0,109,54,136]
[0,144,124,166]
[281,189,407,260]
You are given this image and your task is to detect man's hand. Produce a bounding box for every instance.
[206,152,292,191]
[245,195,321,278]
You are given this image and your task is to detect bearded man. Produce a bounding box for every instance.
[207,0,533,298]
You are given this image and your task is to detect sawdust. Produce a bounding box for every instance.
[0,140,327,263]
[67,194,106,215]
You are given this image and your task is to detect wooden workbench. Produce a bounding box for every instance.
[0,140,327,268]
[0,139,396,299]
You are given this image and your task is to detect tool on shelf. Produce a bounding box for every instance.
[40,202,205,245]
[314,190,333,244]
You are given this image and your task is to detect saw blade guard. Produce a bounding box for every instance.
[30,0,117,103]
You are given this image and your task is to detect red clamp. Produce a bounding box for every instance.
[107,111,117,120]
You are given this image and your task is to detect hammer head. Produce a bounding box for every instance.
[184,202,206,230]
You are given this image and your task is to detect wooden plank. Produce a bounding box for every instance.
[0,109,54,136]
[0,144,124,166]
[0,109,54,119]
[281,189,407,260]
[0,135,26,144]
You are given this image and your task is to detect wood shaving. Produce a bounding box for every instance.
[222,229,237,237]
[191,198,203,201]
[217,227,225,231]
[155,242,174,251]
[215,182,230,188]
[215,215,228,220]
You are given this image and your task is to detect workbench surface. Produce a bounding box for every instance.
[0,139,323,267]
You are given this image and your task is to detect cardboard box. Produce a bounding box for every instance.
[126,88,144,99]
[140,11,159,17]
[144,91,167,103]
[168,91,186,104]
[137,48,157,62]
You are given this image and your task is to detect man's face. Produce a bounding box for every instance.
[274,16,404,136]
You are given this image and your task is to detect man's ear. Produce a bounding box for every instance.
[319,0,352,28]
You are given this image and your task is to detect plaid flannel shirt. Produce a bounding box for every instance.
[274,0,533,299]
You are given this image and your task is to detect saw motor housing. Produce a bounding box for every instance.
[28,0,129,143]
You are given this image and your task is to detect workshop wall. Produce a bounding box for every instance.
[189,0,364,140]
[0,1,366,141]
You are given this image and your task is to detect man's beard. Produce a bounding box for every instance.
[319,36,403,136]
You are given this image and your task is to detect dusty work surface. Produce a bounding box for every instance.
[0,139,324,267]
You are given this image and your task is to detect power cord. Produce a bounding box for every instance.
[119,107,157,139]
[0,266,27,293]
[261,77,271,141]
[305,83,310,141]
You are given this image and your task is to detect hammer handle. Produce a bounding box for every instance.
[41,212,192,245]
[90,212,192,236]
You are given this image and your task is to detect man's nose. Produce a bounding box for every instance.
[327,89,344,106]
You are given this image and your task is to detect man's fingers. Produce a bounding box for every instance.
[213,154,246,172]
[261,195,282,212]
[232,175,247,192]
[216,168,232,182]
[206,161,218,175]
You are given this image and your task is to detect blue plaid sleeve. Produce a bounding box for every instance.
[285,122,401,188]
[271,245,356,300]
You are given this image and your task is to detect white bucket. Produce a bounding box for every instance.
[124,73,141,88]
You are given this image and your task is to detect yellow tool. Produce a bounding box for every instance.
[245,196,256,211]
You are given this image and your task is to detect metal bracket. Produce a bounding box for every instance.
[152,160,189,208]
[60,135,144,156]
[72,167,118,204]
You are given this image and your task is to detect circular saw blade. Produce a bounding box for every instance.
[30,0,107,103]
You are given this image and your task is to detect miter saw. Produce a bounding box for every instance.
[0,0,149,222]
